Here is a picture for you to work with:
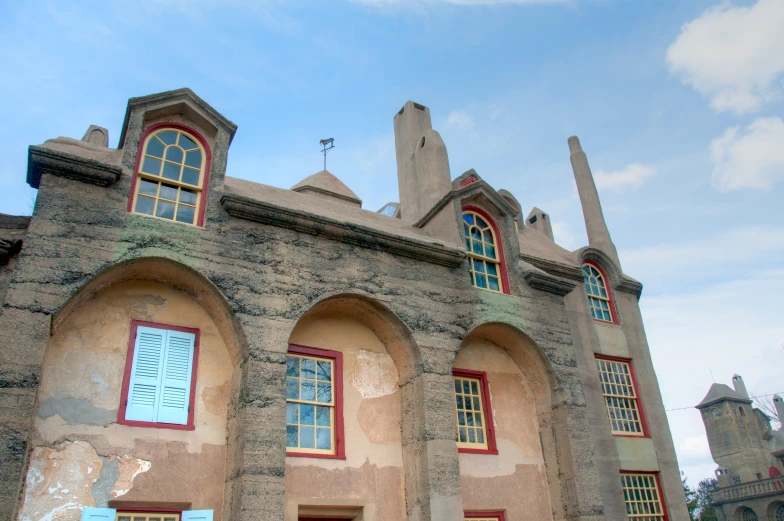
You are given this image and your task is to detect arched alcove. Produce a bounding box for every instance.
[284,293,426,521]
[455,322,565,521]
[21,257,249,521]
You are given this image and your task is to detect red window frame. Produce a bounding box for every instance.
[618,471,669,521]
[595,355,650,438]
[462,205,511,295]
[127,122,212,227]
[111,507,183,517]
[464,511,506,521]
[582,260,619,324]
[118,320,200,431]
[286,344,346,460]
[453,368,498,455]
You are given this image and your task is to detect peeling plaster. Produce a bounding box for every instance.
[350,350,398,399]
[38,397,117,426]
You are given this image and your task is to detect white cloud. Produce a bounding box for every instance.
[666,0,784,114]
[550,220,579,250]
[710,117,784,192]
[643,271,784,484]
[593,163,655,191]
[445,110,474,131]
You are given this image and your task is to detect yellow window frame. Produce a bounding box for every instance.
[463,211,502,293]
[131,128,205,226]
[583,263,613,322]
[286,353,336,455]
[453,375,490,450]
[620,473,665,521]
[116,513,181,521]
[596,358,645,436]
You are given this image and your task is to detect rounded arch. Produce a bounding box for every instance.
[52,256,248,366]
[576,246,622,288]
[768,500,784,521]
[290,291,423,382]
[736,506,759,521]
[461,205,511,294]
[459,321,558,413]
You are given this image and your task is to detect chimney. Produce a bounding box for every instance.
[394,101,451,224]
[774,395,784,424]
[568,136,620,267]
[526,208,554,241]
[732,374,748,398]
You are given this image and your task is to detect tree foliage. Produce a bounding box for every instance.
[684,474,718,521]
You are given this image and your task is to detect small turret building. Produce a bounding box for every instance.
[0,89,690,521]
[696,376,784,521]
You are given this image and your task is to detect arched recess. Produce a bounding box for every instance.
[575,246,622,290]
[455,321,569,521]
[285,293,429,521]
[45,256,249,521]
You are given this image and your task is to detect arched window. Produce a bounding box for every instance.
[462,207,508,293]
[775,504,784,521]
[741,508,759,521]
[130,125,210,226]
[582,261,616,323]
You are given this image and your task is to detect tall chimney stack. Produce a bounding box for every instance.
[773,395,784,424]
[394,101,452,224]
[568,136,621,267]
[732,374,748,399]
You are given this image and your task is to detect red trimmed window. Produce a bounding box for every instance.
[128,123,211,227]
[453,368,498,455]
[462,206,510,294]
[620,472,667,521]
[595,356,648,437]
[464,512,506,521]
[286,345,345,459]
[582,261,617,323]
[119,321,200,431]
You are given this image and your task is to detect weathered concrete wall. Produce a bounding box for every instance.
[18,281,235,521]
[454,338,555,521]
[285,315,406,521]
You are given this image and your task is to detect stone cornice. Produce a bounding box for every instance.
[523,271,577,296]
[414,179,519,229]
[221,193,466,268]
[520,254,583,282]
[119,88,238,147]
[617,276,644,299]
[27,146,123,189]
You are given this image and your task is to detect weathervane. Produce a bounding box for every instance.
[320,138,335,171]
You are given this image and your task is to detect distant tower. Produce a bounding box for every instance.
[568,136,620,267]
[696,377,771,486]
[393,101,451,224]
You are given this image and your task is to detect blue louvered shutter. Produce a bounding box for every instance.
[125,326,167,422]
[156,329,196,425]
[81,508,116,521]
[182,511,213,521]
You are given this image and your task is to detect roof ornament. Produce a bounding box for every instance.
[320,138,335,171]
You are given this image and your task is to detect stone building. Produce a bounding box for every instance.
[0,88,690,521]
[696,376,784,521]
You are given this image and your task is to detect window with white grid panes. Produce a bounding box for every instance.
[453,373,491,450]
[132,128,206,226]
[286,352,336,454]
[582,263,613,322]
[463,211,502,292]
[596,357,645,436]
[116,513,180,521]
[620,473,666,521]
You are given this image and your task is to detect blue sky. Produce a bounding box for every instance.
[2,0,783,486]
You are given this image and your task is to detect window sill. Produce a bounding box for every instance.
[286,451,346,460]
[592,318,620,326]
[612,433,650,439]
[117,418,195,431]
[458,447,499,456]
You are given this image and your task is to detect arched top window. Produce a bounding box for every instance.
[129,125,210,227]
[462,207,509,293]
[582,261,616,323]
[741,508,759,521]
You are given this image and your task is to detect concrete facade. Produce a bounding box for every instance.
[0,89,689,521]
[697,378,784,521]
